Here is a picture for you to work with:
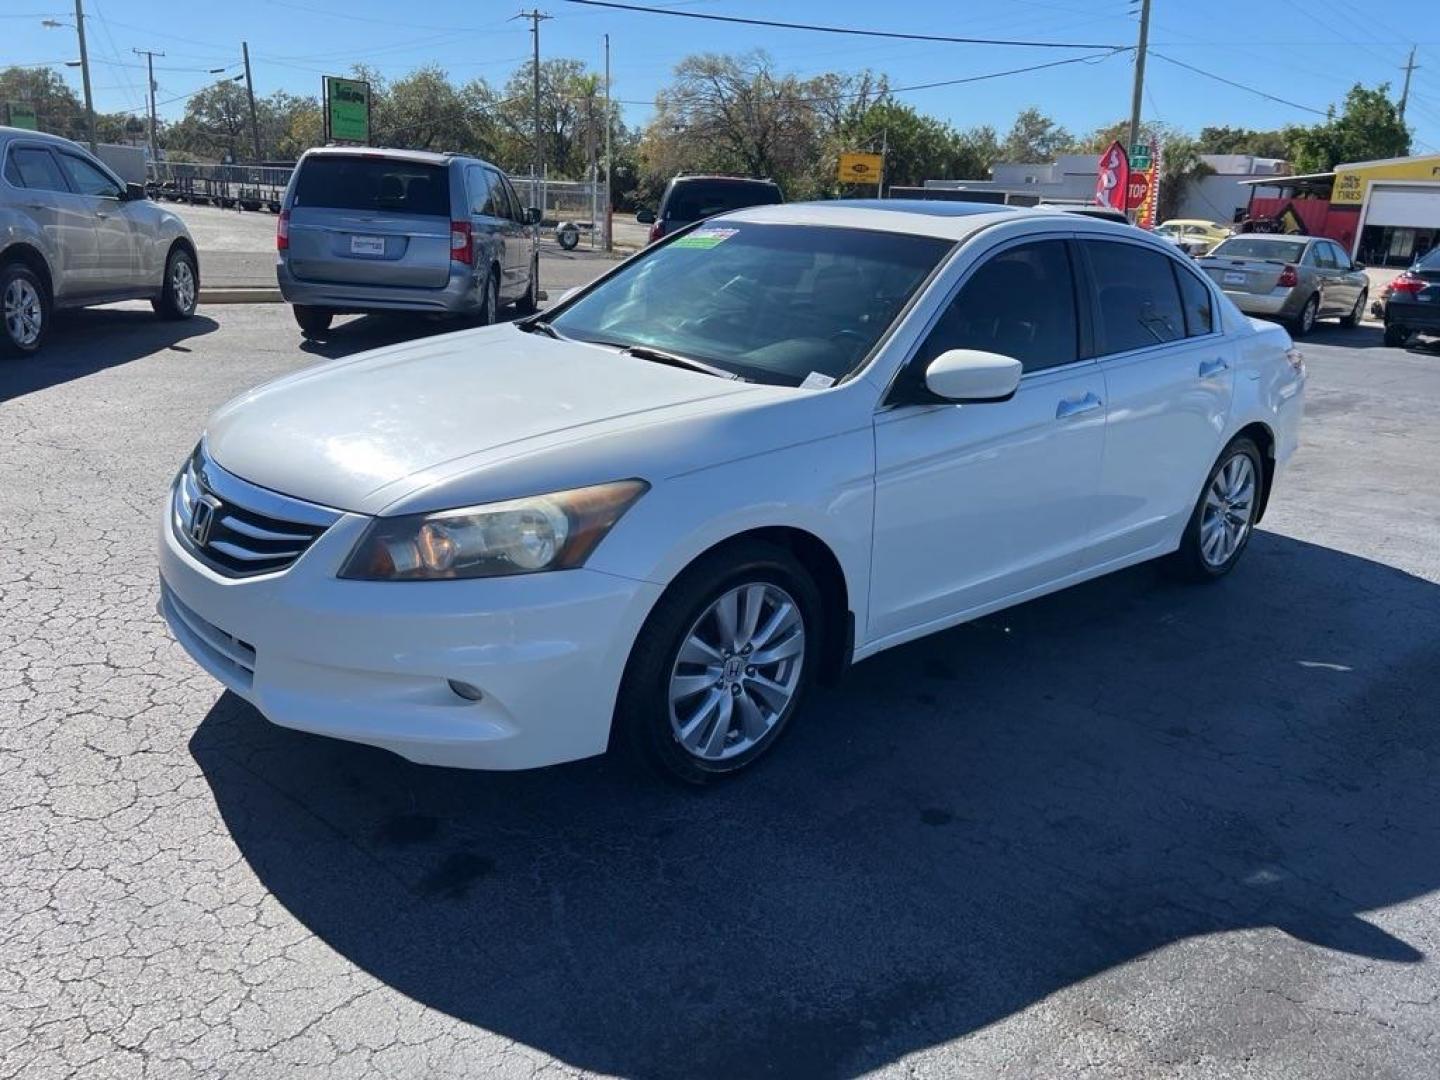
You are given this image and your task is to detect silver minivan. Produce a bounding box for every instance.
[1,126,199,357]
[277,147,540,337]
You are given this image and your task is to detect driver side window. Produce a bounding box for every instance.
[914,240,1081,375]
[57,152,121,198]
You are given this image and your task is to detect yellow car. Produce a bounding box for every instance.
[1155,219,1232,256]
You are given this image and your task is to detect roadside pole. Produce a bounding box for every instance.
[74,0,96,152]
[133,48,163,168]
[243,42,262,162]
[514,10,552,215]
[1126,0,1152,222]
[604,33,612,252]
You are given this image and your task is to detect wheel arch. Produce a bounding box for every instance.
[1,242,55,306]
[164,236,199,289]
[1231,420,1276,522]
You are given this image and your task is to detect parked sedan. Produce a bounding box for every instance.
[277,147,540,338]
[1198,234,1368,336]
[160,201,1305,784]
[1155,219,1231,256]
[1382,247,1440,347]
[1,125,199,357]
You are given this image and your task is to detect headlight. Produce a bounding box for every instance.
[338,480,648,581]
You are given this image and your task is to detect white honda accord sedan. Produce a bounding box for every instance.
[159,201,1305,783]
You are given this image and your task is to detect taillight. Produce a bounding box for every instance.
[648,222,662,245]
[276,209,290,251]
[1276,264,1298,288]
[450,220,473,265]
[1391,272,1426,296]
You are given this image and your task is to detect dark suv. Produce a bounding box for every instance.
[635,175,782,244]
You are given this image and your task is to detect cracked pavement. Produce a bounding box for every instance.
[2,305,1438,1079]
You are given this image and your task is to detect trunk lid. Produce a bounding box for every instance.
[1201,255,1293,295]
[285,155,453,288]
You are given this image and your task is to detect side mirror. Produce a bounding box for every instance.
[635,208,656,225]
[124,182,147,201]
[1351,260,1366,271]
[923,349,1023,403]
[525,206,542,226]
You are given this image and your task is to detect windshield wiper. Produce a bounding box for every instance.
[622,344,747,381]
[516,318,560,338]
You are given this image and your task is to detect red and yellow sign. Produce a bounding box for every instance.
[1132,139,1162,229]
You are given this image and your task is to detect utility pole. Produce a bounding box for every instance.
[1126,0,1151,222]
[242,42,262,162]
[132,48,163,166]
[877,128,887,199]
[604,33,612,252]
[513,10,551,212]
[1399,46,1419,125]
[74,0,96,152]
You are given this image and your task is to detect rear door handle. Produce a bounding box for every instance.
[95,211,109,219]
[1199,358,1229,378]
[1055,391,1103,419]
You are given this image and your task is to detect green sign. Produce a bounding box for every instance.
[325,77,370,143]
[1130,143,1153,171]
[6,102,38,131]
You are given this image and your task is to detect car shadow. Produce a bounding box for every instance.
[0,306,219,400]
[190,533,1439,1077]
[1305,322,1440,354]
[296,310,528,361]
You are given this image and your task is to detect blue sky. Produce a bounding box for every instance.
[9,0,1440,154]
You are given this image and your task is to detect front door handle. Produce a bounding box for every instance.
[1199,358,1229,378]
[95,210,109,219]
[1055,391,1103,419]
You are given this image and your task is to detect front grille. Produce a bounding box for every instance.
[173,445,342,578]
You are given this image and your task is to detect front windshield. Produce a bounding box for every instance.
[547,222,953,387]
[1210,237,1307,263]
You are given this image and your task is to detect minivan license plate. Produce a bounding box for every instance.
[1223,271,1246,285]
[350,235,385,256]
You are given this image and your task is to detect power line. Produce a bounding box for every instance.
[557,0,1126,50]
[1149,52,1329,116]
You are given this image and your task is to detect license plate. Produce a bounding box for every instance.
[1223,271,1247,285]
[349,235,385,256]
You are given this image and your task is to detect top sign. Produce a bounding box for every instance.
[325,77,370,144]
[6,102,38,131]
[838,152,884,185]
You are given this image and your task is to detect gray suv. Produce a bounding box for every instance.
[277,147,540,337]
[1,126,199,357]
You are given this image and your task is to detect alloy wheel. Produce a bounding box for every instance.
[172,257,196,313]
[668,582,806,761]
[1300,296,1317,334]
[1200,453,1256,568]
[4,277,42,347]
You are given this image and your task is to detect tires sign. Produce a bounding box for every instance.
[323,77,370,144]
[838,152,884,186]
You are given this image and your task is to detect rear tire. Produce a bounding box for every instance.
[616,540,823,785]
[1339,289,1367,329]
[1384,323,1411,348]
[152,246,198,320]
[293,304,333,338]
[1290,293,1319,337]
[1167,437,1263,583]
[1,262,49,357]
[474,268,500,326]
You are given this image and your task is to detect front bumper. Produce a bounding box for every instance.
[276,258,482,315]
[159,499,662,769]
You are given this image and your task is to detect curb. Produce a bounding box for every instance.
[199,287,283,304]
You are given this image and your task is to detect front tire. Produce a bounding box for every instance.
[1,262,49,357]
[1169,437,1263,582]
[293,304,333,338]
[1340,289,1367,329]
[616,540,822,785]
[152,246,198,320]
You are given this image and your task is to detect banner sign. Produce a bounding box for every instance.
[324,77,370,144]
[6,102,38,130]
[1095,141,1129,212]
[1132,139,1162,229]
[838,152,883,185]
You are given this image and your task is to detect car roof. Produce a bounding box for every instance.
[669,175,778,185]
[300,145,462,167]
[717,199,1116,241]
[0,126,83,150]
[1218,233,1311,243]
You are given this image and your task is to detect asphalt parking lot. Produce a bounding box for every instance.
[2,300,1438,1078]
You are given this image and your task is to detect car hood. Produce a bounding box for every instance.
[205,325,775,515]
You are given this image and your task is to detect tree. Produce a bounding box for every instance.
[165,81,252,161]
[0,67,86,141]
[1156,135,1214,222]
[1001,107,1072,162]
[358,65,494,155]
[1287,84,1409,173]
[1195,125,1289,160]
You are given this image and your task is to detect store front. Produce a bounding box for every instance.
[1356,182,1440,266]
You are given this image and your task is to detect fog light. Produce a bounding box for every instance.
[447,679,484,702]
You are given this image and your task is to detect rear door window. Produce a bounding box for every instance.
[466,165,495,215]
[9,147,69,192]
[1084,240,1187,354]
[293,156,449,216]
[500,175,526,221]
[1173,264,1216,337]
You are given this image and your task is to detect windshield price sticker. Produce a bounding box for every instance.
[798,371,836,389]
[672,228,738,249]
